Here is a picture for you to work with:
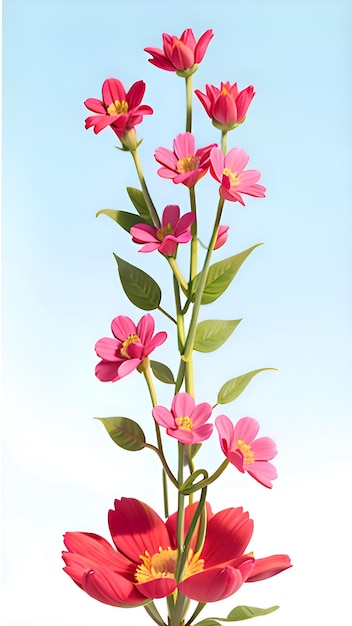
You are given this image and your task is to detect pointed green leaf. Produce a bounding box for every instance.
[96,209,147,233]
[194,319,242,352]
[114,254,161,310]
[126,187,153,224]
[217,368,277,404]
[191,243,263,305]
[150,360,175,384]
[95,417,146,451]
[226,605,279,620]
[194,621,221,626]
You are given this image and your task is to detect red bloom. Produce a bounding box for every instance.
[62,498,291,606]
[155,132,217,188]
[210,147,266,204]
[84,78,153,141]
[130,204,195,255]
[145,28,213,75]
[214,224,229,250]
[95,314,167,382]
[195,82,255,130]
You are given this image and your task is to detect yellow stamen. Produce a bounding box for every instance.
[120,334,139,358]
[221,86,229,95]
[177,156,200,173]
[223,167,240,187]
[175,416,193,430]
[156,223,174,242]
[237,439,255,464]
[107,100,129,116]
[135,547,204,583]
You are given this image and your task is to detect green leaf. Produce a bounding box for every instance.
[114,254,161,310]
[95,417,146,451]
[217,368,277,404]
[195,606,279,625]
[96,209,147,233]
[195,621,221,626]
[150,360,175,384]
[191,243,263,305]
[194,319,242,352]
[126,187,153,224]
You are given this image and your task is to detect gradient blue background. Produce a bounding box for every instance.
[2,0,352,624]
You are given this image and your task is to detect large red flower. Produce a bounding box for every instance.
[63,498,291,607]
[145,28,213,73]
[84,78,153,140]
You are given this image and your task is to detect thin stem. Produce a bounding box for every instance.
[182,459,230,495]
[157,304,177,325]
[131,149,160,226]
[188,186,198,283]
[185,602,206,626]
[143,441,178,488]
[143,601,167,626]
[185,75,193,132]
[221,130,228,155]
[168,256,188,293]
[176,441,185,556]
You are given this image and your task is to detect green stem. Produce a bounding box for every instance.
[182,459,230,495]
[176,485,207,580]
[185,602,206,626]
[176,441,185,555]
[143,442,178,488]
[168,256,188,293]
[157,304,177,325]
[189,186,198,283]
[221,130,228,155]
[143,601,167,626]
[185,75,193,132]
[131,149,160,226]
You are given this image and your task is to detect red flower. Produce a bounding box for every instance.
[84,78,153,141]
[210,147,266,204]
[214,224,229,250]
[62,498,291,606]
[95,314,167,382]
[155,132,217,188]
[130,204,195,255]
[195,82,255,130]
[145,28,213,75]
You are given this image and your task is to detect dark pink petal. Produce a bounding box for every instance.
[108,498,170,562]
[251,437,277,460]
[102,78,126,106]
[190,402,212,426]
[152,406,175,429]
[116,358,141,378]
[215,414,234,453]
[179,565,244,602]
[125,341,144,360]
[154,147,178,170]
[226,449,245,472]
[233,417,260,444]
[192,423,213,442]
[173,132,196,159]
[144,47,176,71]
[214,225,229,250]
[172,392,195,418]
[209,147,225,182]
[111,315,137,340]
[202,508,253,565]
[85,114,118,134]
[138,242,161,253]
[157,167,178,180]
[173,211,195,236]
[225,147,250,174]
[95,360,120,382]
[180,28,197,51]
[162,204,180,230]
[130,223,158,244]
[173,170,204,187]
[194,89,212,116]
[165,39,194,70]
[84,98,106,114]
[219,186,245,204]
[82,566,145,607]
[246,554,292,582]
[246,461,278,488]
[166,427,194,444]
[144,331,167,354]
[158,238,178,256]
[136,577,177,599]
[95,337,120,361]
[63,532,131,572]
[213,94,237,125]
[194,29,214,63]
[136,313,154,345]
[235,86,255,120]
[126,80,145,109]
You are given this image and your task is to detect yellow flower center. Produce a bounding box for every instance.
[221,85,229,95]
[237,439,255,464]
[120,334,140,358]
[177,156,200,173]
[223,167,240,187]
[156,223,174,241]
[107,100,129,116]
[135,546,204,583]
[175,416,193,430]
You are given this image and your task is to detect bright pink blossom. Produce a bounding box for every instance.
[84,78,153,141]
[215,415,278,488]
[214,224,229,250]
[153,392,213,444]
[130,205,195,256]
[63,497,291,606]
[195,82,255,130]
[95,314,167,382]
[144,29,213,74]
[210,147,266,204]
[155,133,217,188]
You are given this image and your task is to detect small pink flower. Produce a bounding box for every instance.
[84,78,153,141]
[215,415,278,488]
[210,147,266,205]
[195,82,255,130]
[214,225,229,250]
[145,29,213,74]
[153,392,213,444]
[130,205,195,256]
[155,133,217,188]
[95,314,167,382]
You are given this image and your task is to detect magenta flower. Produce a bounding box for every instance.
[153,392,213,444]
[84,78,153,141]
[214,225,229,250]
[215,415,278,488]
[210,147,266,204]
[195,82,255,130]
[130,205,195,256]
[155,132,217,188]
[145,29,213,74]
[95,314,167,382]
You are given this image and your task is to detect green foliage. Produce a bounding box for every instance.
[95,417,146,451]
[190,243,263,305]
[217,368,277,404]
[126,187,154,224]
[114,254,161,310]
[195,605,279,625]
[194,319,242,352]
[96,208,147,233]
[150,360,175,384]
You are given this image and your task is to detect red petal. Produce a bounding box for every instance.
[179,566,244,602]
[246,554,292,582]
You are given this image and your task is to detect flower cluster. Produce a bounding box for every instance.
[64,27,291,626]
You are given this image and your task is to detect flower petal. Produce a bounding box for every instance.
[111,316,136,340]
[82,565,145,607]
[179,565,244,602]
[233,417,260,444]
[246,554,292,582]
[202,508,253,565]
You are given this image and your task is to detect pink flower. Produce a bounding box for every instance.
[144,29,213,74]
[214,224,229,250]
[130,205,195,256]
[210,147,266,204]
[84,78,153,141]
[195,82,255,130]
[155,132,217,188]
[215,415,278,488]
[62,497,292,606]
[152,392,213,444]
[95,314,167,382]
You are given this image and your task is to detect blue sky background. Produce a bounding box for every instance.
[2,0,352,624]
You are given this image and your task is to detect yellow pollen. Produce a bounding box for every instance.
[156,223,174,242]
[175,415,193,430]
[221,86,229,95]
[177,156,200,173]
[135,547,204,584]
[107,100,129,116]
[120,334,140,358]
[223,167,240,187]
[237,439,255,464]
